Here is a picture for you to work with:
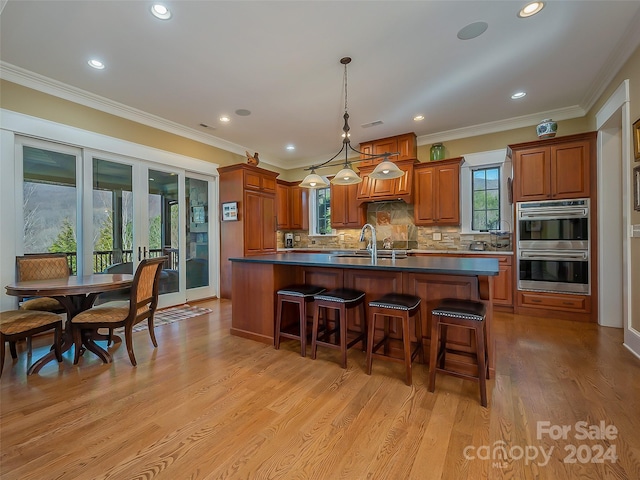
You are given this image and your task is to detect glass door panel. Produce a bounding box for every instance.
[148,169,180,298]
[186,176,210,293]
[22,143,79,274]
[92,158,134,274]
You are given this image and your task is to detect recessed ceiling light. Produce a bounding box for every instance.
[511,91,527,99]
[457,21,488,40]
[518,2,544,18]
[414,115,425,121]
[235,109,251,116]
[219,116,230,123]
[286,145,295,151]
[151,4,172,20]
[88,59,105,70]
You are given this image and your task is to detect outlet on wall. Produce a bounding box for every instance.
[433,232,442,241]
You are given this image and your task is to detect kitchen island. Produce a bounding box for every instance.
[229,252,499,375]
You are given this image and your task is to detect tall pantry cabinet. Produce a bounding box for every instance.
[219,164,279,298]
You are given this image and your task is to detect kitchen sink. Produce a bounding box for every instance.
[331,250,408,259]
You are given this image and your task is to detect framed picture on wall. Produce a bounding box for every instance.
[634,117,640,161]
[222,201,238,221]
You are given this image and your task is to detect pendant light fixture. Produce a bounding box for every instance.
[299,169,329,188]
[369,156,405,180]
[299,57,404,188]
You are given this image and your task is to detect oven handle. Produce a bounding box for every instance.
[519,250,588,260]
[518,208,588,220]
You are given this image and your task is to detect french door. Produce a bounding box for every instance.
[86,153,185,307]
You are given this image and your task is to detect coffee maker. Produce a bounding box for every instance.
[284,233,294,248]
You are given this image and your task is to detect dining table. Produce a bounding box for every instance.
[5,273,133,373]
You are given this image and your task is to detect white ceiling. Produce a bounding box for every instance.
[1,1,640,170]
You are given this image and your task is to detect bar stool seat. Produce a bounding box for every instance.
[310,288,366,368]
[428,299,489,407]
[275,285,326,357]
[366,293,423,386]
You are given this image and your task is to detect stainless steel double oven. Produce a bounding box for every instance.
[516,198,590,295]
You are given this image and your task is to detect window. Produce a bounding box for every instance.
[314,186,332,234]
[472,167,500,231]
[308,185,333,236]
[460,149,512,233]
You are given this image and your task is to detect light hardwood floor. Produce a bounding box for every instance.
[1,299,639,479]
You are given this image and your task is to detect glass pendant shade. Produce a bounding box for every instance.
[369,160,405,180]
[299,171,329,188]
[331,166,362,185]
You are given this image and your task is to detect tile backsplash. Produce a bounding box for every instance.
[277,200,511,251]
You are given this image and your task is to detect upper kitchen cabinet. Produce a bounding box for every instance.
[331,182,365,228]
[276,181,291,230]
[356,159,416,203]
[276,180,308,230]
[358,132,417,167]
[413,157,462,226]
[509,132,596,202]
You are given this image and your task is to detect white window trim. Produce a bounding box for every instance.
[460,148,513,234]
[308,182,337,237]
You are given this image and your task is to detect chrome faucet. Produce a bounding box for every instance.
[359,223,377,264]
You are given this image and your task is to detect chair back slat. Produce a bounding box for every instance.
[16,254,70,282]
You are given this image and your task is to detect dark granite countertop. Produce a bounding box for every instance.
[230,253,499,276]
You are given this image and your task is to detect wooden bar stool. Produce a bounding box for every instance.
[428,299,489,407]
[274,285,326,357]
[366,293,423,386]
[310,288,366,369]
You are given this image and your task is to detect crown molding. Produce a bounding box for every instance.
[416,105,586,146]
[0,62,284,169]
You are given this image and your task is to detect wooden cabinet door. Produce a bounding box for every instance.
[245,191,276,254]
[261,194,277,252]
[414,166,436,225]
[435,162,460,225]
[358,142,374,166]
[414,159,460,226]
[394,161,414,196]
[373,138,397,161]
[551,140,590,199]
[356,172,373,200]
[244,191,264,254]
[396,133,417,160]
[514,147,550,201]
[344,183,365,226]
[492,263,513,306]
[289,185,308,230]
[261,175,276,193]
[332,183,363,228]
[331,183,348,227]
[368,175,396,198]
[276,183,290,230]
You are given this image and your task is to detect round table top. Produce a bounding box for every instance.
[5,274,134,297]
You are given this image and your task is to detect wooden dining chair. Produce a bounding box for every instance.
[71,257,166,366]
[1,310,63,377]
[14,253,70,354]
[16,253,70,313]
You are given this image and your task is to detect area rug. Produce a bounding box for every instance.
[114,304,213,334]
